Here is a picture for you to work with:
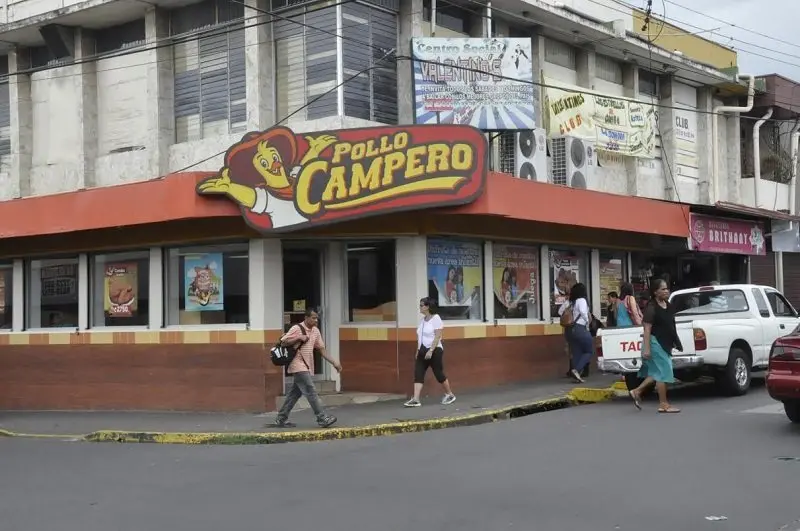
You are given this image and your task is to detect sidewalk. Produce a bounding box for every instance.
[0,373,622,444]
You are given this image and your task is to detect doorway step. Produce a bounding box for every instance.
[275,380,405,411]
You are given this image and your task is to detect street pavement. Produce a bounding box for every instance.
[2,381,798,531]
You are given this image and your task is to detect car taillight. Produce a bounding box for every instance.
[694,328,707,351]
[770,345,800,361]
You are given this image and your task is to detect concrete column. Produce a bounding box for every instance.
[78,254,89,330]
[696,87,714,204]
[148,247,164,329]
[12,259,24,331]
[482,241,494,323]
[590,249,601,317]
[659,75,679,201]
[622,64,639,196]
[725,101,742,203]
[145,8,174,178]
[397,0,423,124]
[468,7,486,37]
[396,236,428,328]
[248,238,284,331]
[244,0,274,131]
[8,48,32,198]
[325,241,344,390]
[576,47,595,90]
[74,29,97,189]
[540,245,551,322]
[532,34,545,129]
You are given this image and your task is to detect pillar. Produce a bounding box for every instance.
[325,241,344,390]
[590,249,601,317]
[540,245,551,322]
[725,102,742,203]
[396,236,428,328]
[576,47,595,90]
[397,0,423,124]
[244,0,274,131]
[74,29,97,189]
[659,75,679,202]
[78,254,89,330]
[148,247,164,329]
[145,8,174,178]
[483,241,494,323]
[8,48,32,198]
[12,259,23,331]
[249,238,284,331]
[532,34,545,129]
[622,64,639,196]
[696,87,714,204]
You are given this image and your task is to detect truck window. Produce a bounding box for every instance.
[751,288,771,318]
[765,290,798,318]
[671,289,749,315]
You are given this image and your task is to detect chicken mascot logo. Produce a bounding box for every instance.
[197,125,488,233]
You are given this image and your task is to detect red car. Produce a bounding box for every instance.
[767,332,800,424]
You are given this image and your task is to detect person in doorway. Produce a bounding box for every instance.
[274,309,341,428]
[606,291,619,327]
[404,297,456,407]
[616,282,643,327]
[558,283,593,383]
[628,278,683,413]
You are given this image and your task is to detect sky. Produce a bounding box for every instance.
[657,0,800,80]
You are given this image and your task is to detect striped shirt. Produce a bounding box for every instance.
[282,323,324,374]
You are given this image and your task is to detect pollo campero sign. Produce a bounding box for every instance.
[197,125,488,233]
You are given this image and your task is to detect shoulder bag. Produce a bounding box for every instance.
[270,325,308,366]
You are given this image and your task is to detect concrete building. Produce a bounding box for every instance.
[0,0,785,411]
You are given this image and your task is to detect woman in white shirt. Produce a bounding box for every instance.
[558,282,593,383]
[404,297,457,407]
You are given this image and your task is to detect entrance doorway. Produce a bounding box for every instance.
[282,245,325,377]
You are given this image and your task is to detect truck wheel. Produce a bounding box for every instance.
[785,400,800,424]
[718,347,751,396]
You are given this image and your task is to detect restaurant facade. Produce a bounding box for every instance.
[0,124,697,412]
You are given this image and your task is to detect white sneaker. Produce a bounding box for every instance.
[404,398,422,407]
[441,394,456,405]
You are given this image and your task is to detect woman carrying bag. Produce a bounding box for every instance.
[615,282,643,327]
[558,282,593,383]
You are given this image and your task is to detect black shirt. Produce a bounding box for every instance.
[643,300,683,353]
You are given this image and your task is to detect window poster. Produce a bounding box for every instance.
[427,239,482,307]
[599,255,624,317]
[551,249,580,309]
[0,272,5,317]
[185,254,224,311]
[104,263,138,318]
[493,244,539,319]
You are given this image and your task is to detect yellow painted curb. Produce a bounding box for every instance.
[0,429,13,437]
[567,387,618,403]
[611,381,629,391]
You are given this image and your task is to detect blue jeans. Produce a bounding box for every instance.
[276,371,327,422]
[567,325,593,374]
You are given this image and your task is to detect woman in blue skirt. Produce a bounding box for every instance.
[629,278,683,413]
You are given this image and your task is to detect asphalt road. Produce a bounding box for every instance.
[2,383,799,531]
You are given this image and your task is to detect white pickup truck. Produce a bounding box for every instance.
[597,284,800,396]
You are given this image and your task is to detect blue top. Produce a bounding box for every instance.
[616,299,634,327]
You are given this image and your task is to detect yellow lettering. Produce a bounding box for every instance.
[451,144,472,170]
[295,160,328,216]
[332,142,352,164]
[394,132,409,150]
[348,158,383,196]
[365,140,380,159]
[382,152,405,186]
[351,143,366,161]
[405,146,427,179]
[380,135,392,154]
[323,166,348,202]
[426,144,450,173]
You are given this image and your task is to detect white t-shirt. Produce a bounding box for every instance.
[558,298,589,326]
[417,314,444,350]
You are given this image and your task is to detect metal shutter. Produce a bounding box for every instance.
[750,252,776,288]
[782,253,800,308]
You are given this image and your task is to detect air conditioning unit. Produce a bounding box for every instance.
[550,135,595,189]
[514,128,547,182]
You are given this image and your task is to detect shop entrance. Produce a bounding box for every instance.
[282,244,326,378]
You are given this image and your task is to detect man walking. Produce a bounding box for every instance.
[274,309,341,428]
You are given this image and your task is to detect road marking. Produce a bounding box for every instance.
[740,403,785,415]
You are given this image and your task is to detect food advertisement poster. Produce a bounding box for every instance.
[185,254,224,311]
[551,250,580,308]
[599,256,623,316]
[104,263,138,318]
[493,244,538,319]
[0,271,6,317]
[427,239,482,307]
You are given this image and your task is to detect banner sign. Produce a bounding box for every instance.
[689,213,766,255]
[544,77,657,158]
[411,38,535,130]
[197,125,487,233]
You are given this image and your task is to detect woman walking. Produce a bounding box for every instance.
[629,278,682,413]
[616,282,643,327]
[404,297,456,407]
[558,282,593,383]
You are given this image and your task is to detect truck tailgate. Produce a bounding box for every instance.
[597,323,697,374]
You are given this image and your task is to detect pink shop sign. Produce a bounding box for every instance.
[689,214,766,256]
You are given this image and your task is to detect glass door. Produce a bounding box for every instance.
[283,246,325,377]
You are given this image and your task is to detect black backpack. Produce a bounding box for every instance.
[269,325,307,366]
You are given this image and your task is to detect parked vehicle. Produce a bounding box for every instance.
[597,285,800,396]
[766,332,800,424]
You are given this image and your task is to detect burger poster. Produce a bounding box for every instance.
[104,263,138,318]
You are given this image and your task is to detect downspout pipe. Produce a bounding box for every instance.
[790,119,800,216]
[752,107,773,209]
[712,74,755,204]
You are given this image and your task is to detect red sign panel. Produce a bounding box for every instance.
[689,213,766,256]
[196,124,488,233]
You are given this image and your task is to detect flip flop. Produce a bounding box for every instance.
[658,407,681,414]
[629,390,642,410]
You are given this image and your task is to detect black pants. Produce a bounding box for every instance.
[415,346,447,384]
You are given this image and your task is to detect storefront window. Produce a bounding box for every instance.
[90,251,150,327]
[27,257,79,329]
[599,252,626,319]
[427,238,483,320]
[549,248,590,318]
[492,243,540,320]
[346,241,397,322]
[166,243,249,326]
[0,264,12,329]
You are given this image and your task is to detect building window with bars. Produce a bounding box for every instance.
[639,69,659,98]
[171,0,246,143]
[544,38,576,70]
[595,54,622,85]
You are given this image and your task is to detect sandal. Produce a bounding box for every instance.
[629,390,642,410]
[658,406,681,413]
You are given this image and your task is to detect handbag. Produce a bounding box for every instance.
[270,325,308,366]
[589,313,603,337]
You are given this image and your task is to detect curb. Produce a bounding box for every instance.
[0,429,13,438]
[79,386,617,446]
